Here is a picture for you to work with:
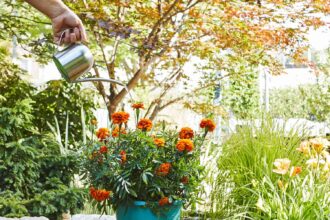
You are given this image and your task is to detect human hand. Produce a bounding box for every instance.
[51,8,87,45]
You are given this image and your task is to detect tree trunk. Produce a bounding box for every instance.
[108,102,118,119]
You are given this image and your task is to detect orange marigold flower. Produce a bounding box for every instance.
[137,118,153,131]
[91,119,98,125]
[96,128,110,140]
[290,166,302,177]
[111,111,130,124]
[179,127,194,139]
[120,150,127,164]
[176,139,194,152]
[159,197,170,206]
[132,103,144,109]
[112,126,127,137]
[200,119,216,132]
[180,176,189,184]
[89,187,111,202]
[156,163,171,176]
[154,138,165,147]
[99,146,108,154]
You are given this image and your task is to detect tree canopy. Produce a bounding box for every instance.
[1,0,329,119]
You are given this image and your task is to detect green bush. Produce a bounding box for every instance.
[0,59,92,218]
[0,57,97,147]
[269,81,330,124]
[32,80,97,147]
[0,98,85,218]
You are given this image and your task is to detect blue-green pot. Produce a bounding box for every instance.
[116,200,182,220]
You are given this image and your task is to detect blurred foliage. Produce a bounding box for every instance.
[0,49,97,147]
[269,80,330,124]
[0,85,85,218]
[183,64,259,120]
[0,0,55,64]
[222,67,260,119]
[275,47,330,124]
[33,81,97,147]
[0,51,95,217]
[2,0,329,118]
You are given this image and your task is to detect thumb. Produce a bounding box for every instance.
[79,22,88,42]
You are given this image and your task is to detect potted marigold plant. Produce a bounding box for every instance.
[82,103,216,220]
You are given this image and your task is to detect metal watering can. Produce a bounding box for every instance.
[52,30,124,86]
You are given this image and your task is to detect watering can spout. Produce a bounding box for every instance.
[72,77,125,86]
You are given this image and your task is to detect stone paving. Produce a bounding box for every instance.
[0,216,117,220]
[72,215,116,220]
[0,218,49,220]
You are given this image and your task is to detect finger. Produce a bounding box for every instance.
[74,27,81,41]
[63,29,71,44]
[70,33,77,43]
[54,36,60,44]
[79,22,88,42]
[54,30,62,44]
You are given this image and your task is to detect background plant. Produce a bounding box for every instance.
[0,51,90,218]
[269,81,330,124]
[0,46,97,147]
[207,119,305,219]
[32,80,98,147]
[0,95,85,218]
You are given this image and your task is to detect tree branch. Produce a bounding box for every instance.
[111,53,161,107]
[94,30,117,98]
[154,72,238,116]
[146,0,181,43]
[93,65,109,107]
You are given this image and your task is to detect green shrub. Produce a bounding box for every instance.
[0,58,97,148]
[32,80,97,147]
[0,101,85,218]
[0,60,88,218]
[269,81,330,124]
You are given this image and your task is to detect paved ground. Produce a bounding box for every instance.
[72,215,116,220]
[0,218,48,220]
[0,216,116,220]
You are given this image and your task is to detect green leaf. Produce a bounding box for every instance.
[142,172,148,185]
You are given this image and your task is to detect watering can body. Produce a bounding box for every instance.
[52,40,125,86]
[53,43,94,82]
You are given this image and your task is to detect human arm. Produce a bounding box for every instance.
[24,0,87,43]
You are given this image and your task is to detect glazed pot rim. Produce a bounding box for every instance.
[132,200,182,206]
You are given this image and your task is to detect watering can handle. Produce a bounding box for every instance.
[56,29,74,51]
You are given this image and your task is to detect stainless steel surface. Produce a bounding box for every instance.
[53,43,94,82]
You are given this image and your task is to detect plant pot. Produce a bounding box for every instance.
[116,200,182,220]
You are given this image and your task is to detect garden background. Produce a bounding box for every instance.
[1,0,330,219]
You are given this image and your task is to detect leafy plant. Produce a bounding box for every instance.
[0,101,85,218]
[0,58,87,218]
[0,54,97,148]
[269,81,330,124]
[222,66,260,119]
[247,137,330,219]
[209,119,305,219]
[81,105,214,214]
[32,80,97,147]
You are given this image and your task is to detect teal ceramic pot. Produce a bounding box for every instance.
[116,200,182,220]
